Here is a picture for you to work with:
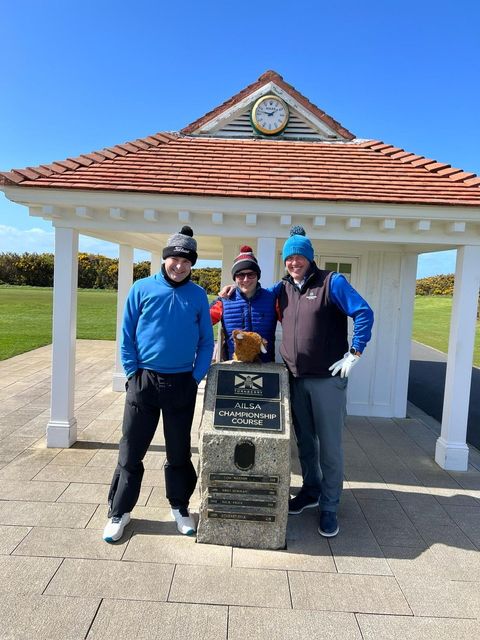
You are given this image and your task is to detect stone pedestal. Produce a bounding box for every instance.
[197,362,291,550]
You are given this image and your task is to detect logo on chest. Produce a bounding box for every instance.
[305,292,317,300]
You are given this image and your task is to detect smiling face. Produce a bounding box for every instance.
[164,256,192,282]
[285,254,310,283]
[235,270,258,298]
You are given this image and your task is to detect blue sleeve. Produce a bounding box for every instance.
[193,291,215,382]
[120,284,142,378]
[266,280,283,298]
[329,274,374,353]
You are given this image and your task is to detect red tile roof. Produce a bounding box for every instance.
[181,70,355,140]
[2,134,480,206]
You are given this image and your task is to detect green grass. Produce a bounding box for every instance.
[412,296,480,367]
[0,286,117,360]
[0,286,217,361]
[2,286,478,366]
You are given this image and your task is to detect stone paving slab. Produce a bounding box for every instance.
[124,531,232,567]
[0,479,69,502]
[13,526,129,560]
[0,524,31,553]
[288,571,411,615]
[45,557,174,601]
[87,599,228,639]
[357,613,480,639]
[0,593,100,640]
[0,555,62,595]
[228,606,362,640]
[396,574,480,618]
[0,500,97,528]
[169,564,291,608]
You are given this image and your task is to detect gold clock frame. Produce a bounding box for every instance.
[251,94,289,136]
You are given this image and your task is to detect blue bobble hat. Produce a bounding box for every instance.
[162,225,198,266]
[282,225,314,262]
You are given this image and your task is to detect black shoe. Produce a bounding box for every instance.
[318,511,339,537]
[288,491,319,514]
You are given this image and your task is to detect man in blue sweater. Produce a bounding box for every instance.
[103,226,214,542]
[280,226,374,538]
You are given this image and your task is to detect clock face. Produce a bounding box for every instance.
[251,95,289,135]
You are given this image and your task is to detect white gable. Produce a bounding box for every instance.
[190,81,347,141]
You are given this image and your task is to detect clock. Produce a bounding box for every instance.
[251,95,289,136]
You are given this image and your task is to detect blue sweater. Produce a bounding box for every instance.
[121,273,214,382]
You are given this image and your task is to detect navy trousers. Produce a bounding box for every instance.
[289,375,347,512]
[107,369,198,517]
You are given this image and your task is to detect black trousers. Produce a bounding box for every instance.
[107,369,198,517]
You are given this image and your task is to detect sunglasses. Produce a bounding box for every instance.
[235,271,257,280]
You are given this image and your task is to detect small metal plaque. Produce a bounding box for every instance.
[208,486,277,497]
[208,496,276,509]
[209,473,279,484]
[216,370,280,400]
[208,510,276,523]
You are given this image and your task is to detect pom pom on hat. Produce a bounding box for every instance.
[231,245,261,280]
[282,225,314,263]
[163,226,198,265]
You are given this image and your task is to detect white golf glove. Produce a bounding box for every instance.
[329,352,360,378]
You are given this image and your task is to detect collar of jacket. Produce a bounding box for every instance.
[161,264,192,288]
[236,282,261,301]
[282,262,319,293]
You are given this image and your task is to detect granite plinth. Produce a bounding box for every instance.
[197,362,291,549]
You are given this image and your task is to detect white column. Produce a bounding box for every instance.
[47,227,79,447]
[393,253,418,417]
[435,245,480,470]
[112,244,134,391]
[257,237,277,287]
[150,251,161,275]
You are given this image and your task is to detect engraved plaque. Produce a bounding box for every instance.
[208,510,276,523]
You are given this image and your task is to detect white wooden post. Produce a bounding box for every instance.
[47,227,79,447]
[112,244,134,391]
[394,253,418,417]
[257,237,277,288]
[150,251,161,275]
[435,245,480,470]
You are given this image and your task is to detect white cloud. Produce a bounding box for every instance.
[0,224,55,254]
[0,225,221,267]
[0,225,118,257]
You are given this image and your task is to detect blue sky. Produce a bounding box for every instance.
[1,0,478,277]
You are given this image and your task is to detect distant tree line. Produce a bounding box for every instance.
[0,252,221,294]
[415,274,454,296]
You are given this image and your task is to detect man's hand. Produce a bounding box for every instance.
[219,284,236,298]
[328,352,360,378]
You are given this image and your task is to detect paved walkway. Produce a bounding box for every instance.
[409,340,480,450]
[1,341,480,639]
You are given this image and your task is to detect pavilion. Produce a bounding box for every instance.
[1,70,479,470]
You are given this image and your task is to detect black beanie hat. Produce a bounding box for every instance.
[162,226,198,266]
[231,245,261,280]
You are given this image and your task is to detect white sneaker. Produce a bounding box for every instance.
[103,513,131,542]
[171,507,196,536]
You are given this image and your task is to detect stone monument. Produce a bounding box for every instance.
[197,361,291,549]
